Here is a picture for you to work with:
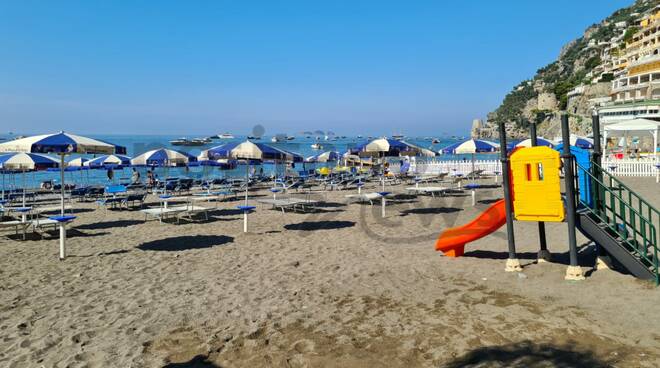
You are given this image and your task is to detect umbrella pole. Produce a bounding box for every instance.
[60,154,66,215]
[245,162,249,206]
[22,169,26,207]
[471,153,475,185]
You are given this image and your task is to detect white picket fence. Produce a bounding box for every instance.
[602,158,660,177]
[391,159,502,176]
[390,158,659,178]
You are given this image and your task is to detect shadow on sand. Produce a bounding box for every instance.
[464,243,597,268]
[441,341,612,368]
[76,220,143,230]
[138,235,234,252]
[162,355,220,367]
[399,207,463,216]
[284,220,355,231]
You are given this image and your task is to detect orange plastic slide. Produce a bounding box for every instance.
[435,199,507,257]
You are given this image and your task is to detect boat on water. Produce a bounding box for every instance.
[432,138,440,144]
[392,133,404,140]
[311,143,323,150]
[170,138,206,146]
[286,136,295,141]
[247,135,261,140]
[271,136,285,143]
[218,133,234,139]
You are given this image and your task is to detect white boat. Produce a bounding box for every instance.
[311,143,323,150]
[218,133,234,139]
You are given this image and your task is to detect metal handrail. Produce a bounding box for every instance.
[576,162,659,285]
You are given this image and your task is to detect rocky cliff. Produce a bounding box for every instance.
[473,0,659,140]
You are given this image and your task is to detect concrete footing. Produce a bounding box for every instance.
[504,258,523,272]
[565,265,586,281]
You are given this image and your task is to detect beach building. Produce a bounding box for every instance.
[600,9,660,125]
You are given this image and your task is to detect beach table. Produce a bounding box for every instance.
[49,215,75,260]
[464,183,480,206]
[378,191,390,218]
[236,205,255,233]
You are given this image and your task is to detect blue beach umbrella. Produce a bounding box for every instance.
[440,138,499,183]
[555,135,594,149]
[305,151,340,163]
[0,152,60,204]
[131,148,197,192]
[439,139,499,154]
[201,140,291,205]
[67,157,90,168]
[0,132,126,215]
[87,154,132,169]
[131,148,196,167]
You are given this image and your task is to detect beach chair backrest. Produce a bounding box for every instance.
[105,185,127,194]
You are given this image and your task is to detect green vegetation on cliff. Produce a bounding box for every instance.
[490,0,657,128]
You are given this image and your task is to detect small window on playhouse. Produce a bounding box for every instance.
[525,163,544,181]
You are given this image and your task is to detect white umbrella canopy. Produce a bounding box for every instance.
[67,157,90,167]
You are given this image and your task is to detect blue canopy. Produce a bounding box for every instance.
[131,149,197,167]
[440,139,499,154]
[0,132,126,155]
[202,141,290,161]
[87,154,132,168]
[0,152,60,172]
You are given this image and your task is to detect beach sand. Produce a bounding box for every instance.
[1,177,660,367]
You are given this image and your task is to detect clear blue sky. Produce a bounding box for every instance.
[0,0,632,136]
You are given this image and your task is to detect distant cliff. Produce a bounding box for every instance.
[474,0,659,139]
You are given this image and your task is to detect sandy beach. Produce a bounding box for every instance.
[1,177,660,368]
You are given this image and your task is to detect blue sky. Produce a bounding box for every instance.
[0,0,632,136]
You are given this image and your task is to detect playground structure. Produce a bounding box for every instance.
[436,113,660,285]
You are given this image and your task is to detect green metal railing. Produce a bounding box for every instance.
[575,161,659,285]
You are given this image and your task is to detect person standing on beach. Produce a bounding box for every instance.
[146,170,155,187]
[106,167,114,182]
[131,168,141,184]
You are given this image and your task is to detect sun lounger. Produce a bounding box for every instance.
[122,192,148,209]
[29,217,60,238]
[345,192,383,205]
[141,207,187,223]
[256,198,319,213]
[0,219,30,239]
[174,205,210,223]
[141,201,210,223]
[405,186,451,197]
